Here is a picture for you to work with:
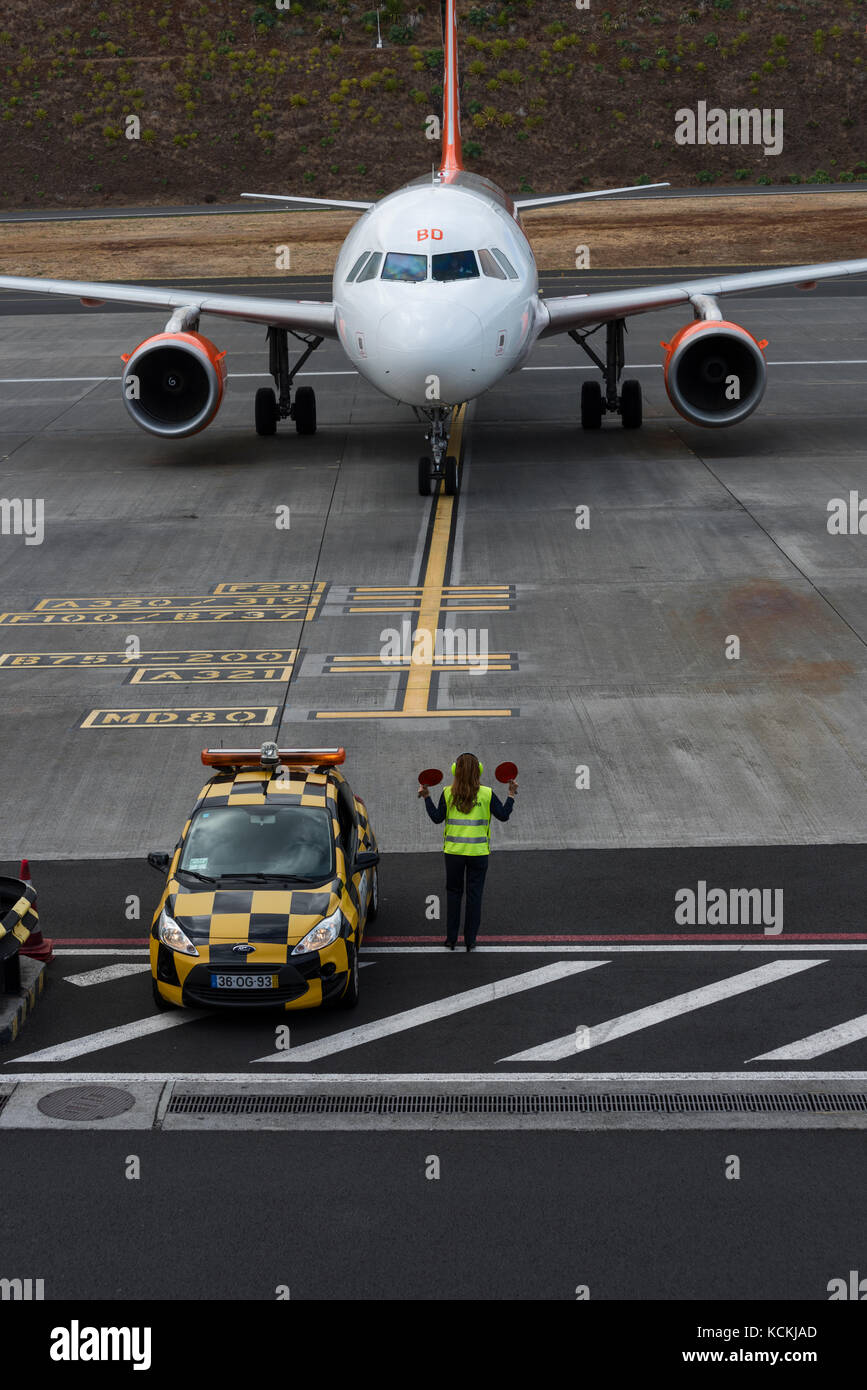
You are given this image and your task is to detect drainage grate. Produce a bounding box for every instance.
[37,1085,136,1121]
[0,1092,8,1116]
[167,1091,867,1117]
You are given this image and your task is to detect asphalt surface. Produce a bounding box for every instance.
[1,277,866,855]
[3,844,867,942]
[0,1129,863,1300]
[1,269,866,1303]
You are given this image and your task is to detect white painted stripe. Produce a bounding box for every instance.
[54,949,151,956]
[1,361,865,385]
[255,961,607,1063]
[6,1011,201,1063]
[363,944,865,954]
[2,1071,866,1085]
[63,963,151,986]
[750,1013,867,1061]
[500,959,826,1063]
[50,943,867,956]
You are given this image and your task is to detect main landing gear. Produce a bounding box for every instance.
[570,318,643,430]
[417,406,460,497]
[255,326,324,437]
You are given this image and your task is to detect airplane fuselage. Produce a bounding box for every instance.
[333,170,543,408]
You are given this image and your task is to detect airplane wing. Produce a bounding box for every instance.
[0,274,338,337]
[241,192,374,211]
[538,258,867,337]
[515,182,669,210]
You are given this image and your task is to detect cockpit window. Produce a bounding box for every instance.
[356,252,383,282]
[382,252,428,282]
[491,247,518,279]
[478,248,507,279]
[431,250,479,282]
[346,251,372,282]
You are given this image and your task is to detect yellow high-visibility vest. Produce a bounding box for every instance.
[443,785,492,856]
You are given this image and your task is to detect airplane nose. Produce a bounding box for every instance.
[376,303,484,403]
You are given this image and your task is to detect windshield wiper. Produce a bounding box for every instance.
[176,868,218,884]
[216,871,329,884]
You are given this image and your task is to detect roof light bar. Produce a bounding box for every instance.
[201,746,346,769]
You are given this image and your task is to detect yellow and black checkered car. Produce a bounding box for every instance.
[148,747,379,1011]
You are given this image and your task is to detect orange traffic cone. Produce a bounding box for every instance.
[17,859,54,963]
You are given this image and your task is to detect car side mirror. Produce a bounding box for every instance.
[354,851,380,871]
[147,851,170,872]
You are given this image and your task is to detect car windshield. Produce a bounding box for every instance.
[178,805,334,881]
[431,250,479,282]
[382,251,428,282]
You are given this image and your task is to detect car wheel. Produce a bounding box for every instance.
[336,942,360,1009]
[152,978,173,1011]
[366,865,379,923]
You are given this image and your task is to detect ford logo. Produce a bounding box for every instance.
[232,943,255,954]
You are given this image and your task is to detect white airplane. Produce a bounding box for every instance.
[1,0,866,497]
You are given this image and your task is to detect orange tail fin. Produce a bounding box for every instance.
[439,0,463,178]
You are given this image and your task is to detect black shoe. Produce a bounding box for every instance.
[443,940,456,950]
[465,943,475,952]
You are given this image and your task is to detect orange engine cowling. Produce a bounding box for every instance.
[661,319,767,428]
[120,331,227,438]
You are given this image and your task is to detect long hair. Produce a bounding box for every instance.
[450,752,481,815]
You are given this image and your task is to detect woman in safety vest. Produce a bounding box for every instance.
[418,752,517,950]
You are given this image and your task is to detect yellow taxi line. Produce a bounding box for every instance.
[313,708,513,719]
[401,404,465,715]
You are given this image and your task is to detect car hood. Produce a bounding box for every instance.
[166,878,343,946]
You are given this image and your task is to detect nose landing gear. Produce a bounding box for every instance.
[417,406,460,496]
[255,326,324,437]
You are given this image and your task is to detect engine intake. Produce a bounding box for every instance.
[121,331,226,438]
[662,319,767,428]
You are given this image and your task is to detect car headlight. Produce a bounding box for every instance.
[291,906,344,956]
[157,907,199,957]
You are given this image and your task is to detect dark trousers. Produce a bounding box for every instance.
[444,853,489,946]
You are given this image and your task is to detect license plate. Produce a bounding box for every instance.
[210,973,277,989]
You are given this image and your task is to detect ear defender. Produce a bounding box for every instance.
[451,755,483,774]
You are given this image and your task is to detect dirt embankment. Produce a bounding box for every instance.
[1,193,864,280]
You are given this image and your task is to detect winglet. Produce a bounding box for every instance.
[439,0,463,180]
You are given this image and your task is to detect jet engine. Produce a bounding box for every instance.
[121,331,227,438]
[661,319,767,427]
